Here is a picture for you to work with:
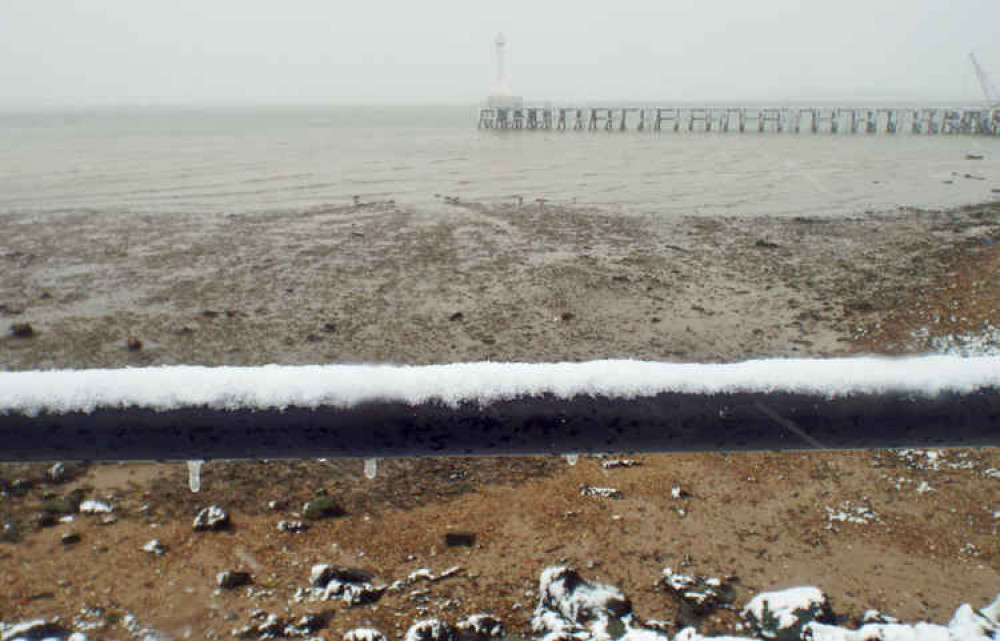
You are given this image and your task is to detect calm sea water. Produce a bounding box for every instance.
[1,105,998,217]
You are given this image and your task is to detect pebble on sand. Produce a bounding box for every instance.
[10,322,35,338]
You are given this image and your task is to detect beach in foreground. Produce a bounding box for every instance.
[2,198,998,368]
[1,200,999,639]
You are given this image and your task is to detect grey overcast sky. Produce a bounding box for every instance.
[1,0,998,108]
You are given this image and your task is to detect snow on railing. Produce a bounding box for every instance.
[0,356,998,461]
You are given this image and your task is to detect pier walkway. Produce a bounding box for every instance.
[477,105,1000,135]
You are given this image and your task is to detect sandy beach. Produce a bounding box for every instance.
[2,198,998,369]
[1,199,999,639]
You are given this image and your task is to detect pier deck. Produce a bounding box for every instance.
[478,105,1000,135]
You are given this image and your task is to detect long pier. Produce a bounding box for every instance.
[477,105,1000,135]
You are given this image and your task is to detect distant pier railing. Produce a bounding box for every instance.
[477,106,1000,135]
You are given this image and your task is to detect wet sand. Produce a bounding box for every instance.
[2,199,998,369]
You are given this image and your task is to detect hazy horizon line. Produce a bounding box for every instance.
[1,96,995,113]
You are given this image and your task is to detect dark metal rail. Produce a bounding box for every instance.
[2,389,998,461]
[2,358,998,461]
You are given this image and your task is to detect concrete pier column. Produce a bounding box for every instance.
[884,109,897,134]
[941,110,960,134]
[655,108,679,132]
[763,108,782,133]
[960,110,976,134]
[689,108,708,132]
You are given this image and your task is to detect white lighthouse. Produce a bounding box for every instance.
[486,32,522,109]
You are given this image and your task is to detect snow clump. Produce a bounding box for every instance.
[299,565,385,606]
[532,566,637,641]
[343,629,388,641]
[456,614,504,639]
[403,619,456,641]
[580,486,624,499]
[661,568,733,614]
[742,586,832,640]
[0,619,91,641]
[805,593,999,640]
[824,502,880,528]
[192,505,229,531]
[78,500,113,514]
[277,520,309,533]
[141,539,167,555]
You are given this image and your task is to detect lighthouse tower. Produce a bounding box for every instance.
[486,32,522,109]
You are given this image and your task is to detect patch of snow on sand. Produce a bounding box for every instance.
[301,565,384,605]
[403,619,454,641]
[141,539,166,555]
[121,613,165,641]
[661,568,731,613]
[743,586,830,639]
[344,629,387,641]
[192,505,228,531]
[2,356,999,416]
[580,486,623,500]
[602,459,639,469]
[806,593,999,640]
[910,324,1000,357]
[3,568,999,641]
[78,500,112,514]
[825,501,881,528]
[672,630,749,641]
[532,566,635,641]
[0,620,73,641]
[456,614,504,638]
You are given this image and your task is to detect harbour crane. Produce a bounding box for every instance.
[970,52,1000,109]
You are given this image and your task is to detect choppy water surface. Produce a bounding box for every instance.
[1,105,998,216]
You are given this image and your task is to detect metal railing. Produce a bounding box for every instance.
[1,357,998,461]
